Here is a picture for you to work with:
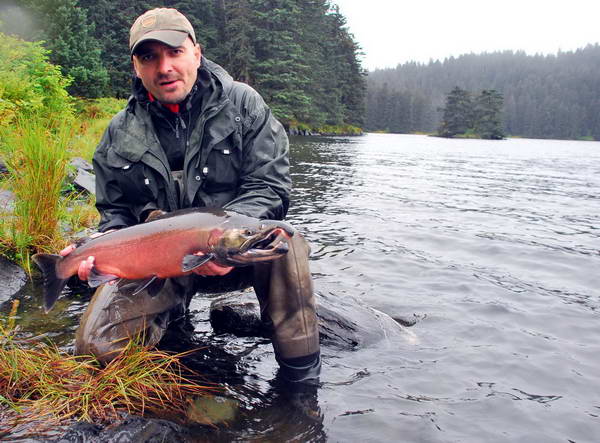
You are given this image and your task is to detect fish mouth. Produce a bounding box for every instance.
[228,227,292,264]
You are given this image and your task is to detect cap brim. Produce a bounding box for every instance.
[131,30,189,55]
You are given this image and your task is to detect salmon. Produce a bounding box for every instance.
[32,208,295,312]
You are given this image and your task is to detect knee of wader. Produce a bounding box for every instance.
[74,333,129,366]
[75,315,168,366]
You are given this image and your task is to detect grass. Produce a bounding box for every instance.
[0,98,121,271]
[0,302,216,435]
[0,117,72,272]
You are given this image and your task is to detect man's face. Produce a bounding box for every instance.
[132,37,201,104]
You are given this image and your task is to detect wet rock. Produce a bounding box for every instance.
[67,157,96,195]
[210,291,270,337]
[0,188,15,211]
[209,291,415,350]
[0,255,27,301]
[316,292,417,348]
[0,156,8,175]
[52,416,189,443]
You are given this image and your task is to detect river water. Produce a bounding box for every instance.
[286,134,600,442]
[5,133,600,442]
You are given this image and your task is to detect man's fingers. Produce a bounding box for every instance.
[59,244,76,256]
[77,256,95,281]
[198,261,234,276]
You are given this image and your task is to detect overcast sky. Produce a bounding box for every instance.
[334,0,600,71]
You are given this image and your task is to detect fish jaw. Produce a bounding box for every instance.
[220,227,292,265]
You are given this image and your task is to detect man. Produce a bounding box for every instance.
[65,8,320,384]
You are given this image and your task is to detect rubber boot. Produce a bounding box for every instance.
[253,233,321,383]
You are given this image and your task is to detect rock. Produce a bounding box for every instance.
[70,157,93,172]
[52,416,189,443]
[209,291,417,350]
[0,188,15,211]
[73,168,96,194]
[66,157,96,194]
[0,156,8,175]
[0,255,27,301]
[210,291,271,337]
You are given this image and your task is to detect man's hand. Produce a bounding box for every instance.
[59,230,116,281]
[191,252,233,276]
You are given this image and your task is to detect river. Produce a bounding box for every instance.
[6,133,600,442]
[286,133,600,442]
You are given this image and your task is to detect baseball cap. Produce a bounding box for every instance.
[130,8,196,55]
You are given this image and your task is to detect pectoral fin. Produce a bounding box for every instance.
[88,267,120,288]
[182,253,215,272]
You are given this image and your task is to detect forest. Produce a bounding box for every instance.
[366,46,600,140]
[0,0,365,132]
[2,2,600,140]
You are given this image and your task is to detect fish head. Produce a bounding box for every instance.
[216,220,295,266]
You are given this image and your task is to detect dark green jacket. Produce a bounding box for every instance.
[93,58,290,232]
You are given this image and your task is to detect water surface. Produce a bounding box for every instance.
[7,134,600,442]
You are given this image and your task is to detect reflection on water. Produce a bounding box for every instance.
[3,134,600,441]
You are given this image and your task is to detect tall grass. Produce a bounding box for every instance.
[0,117,72,271]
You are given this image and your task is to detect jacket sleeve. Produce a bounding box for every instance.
[93,124,138,232]
[223,86,291,220]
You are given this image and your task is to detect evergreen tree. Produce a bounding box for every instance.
[438,87,473,137]
[473,89,504,139]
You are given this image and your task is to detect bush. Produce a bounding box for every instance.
[0,32,74,128]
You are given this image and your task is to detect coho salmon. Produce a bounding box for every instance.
[33,208,295,312]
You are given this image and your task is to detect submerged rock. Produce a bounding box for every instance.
[52,416,189,443]
[0,255,27,301]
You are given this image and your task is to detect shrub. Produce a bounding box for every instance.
[0,32,74,128]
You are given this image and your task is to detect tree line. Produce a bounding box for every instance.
[367,46,600,140]
[0,0,365,130]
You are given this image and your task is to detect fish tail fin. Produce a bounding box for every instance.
[32,253,68,313]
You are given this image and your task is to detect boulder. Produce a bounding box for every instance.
[210,291,271,337]
[0,255,27,301]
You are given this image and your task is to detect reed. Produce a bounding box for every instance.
[0,303,215,434]
[0,117,72,271]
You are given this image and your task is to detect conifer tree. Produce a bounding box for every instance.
[438,87,473,137]
[474,89,504,139]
